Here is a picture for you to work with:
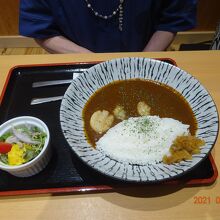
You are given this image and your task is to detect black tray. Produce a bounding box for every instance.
[0,59,218,196]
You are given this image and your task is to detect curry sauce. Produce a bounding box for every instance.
[82,79,197,147]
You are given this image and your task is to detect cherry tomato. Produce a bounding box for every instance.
[0,142,12,154]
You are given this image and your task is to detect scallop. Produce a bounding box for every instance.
[113,105,126,120]
[137,101,151,116]
[90,110,114,134]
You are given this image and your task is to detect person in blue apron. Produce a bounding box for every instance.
[19,0,197,53]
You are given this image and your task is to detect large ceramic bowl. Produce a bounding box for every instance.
[60,57,219,182]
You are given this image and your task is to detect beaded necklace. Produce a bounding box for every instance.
[85,0,124,31]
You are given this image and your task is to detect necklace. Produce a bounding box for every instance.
[85,0,124,31]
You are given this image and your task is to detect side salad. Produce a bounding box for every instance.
[0,124,47,166]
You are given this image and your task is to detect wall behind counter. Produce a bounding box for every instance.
[0,0,19,35]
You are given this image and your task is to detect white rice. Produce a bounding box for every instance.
[96,116,189,165]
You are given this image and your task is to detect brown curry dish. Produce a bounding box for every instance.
[82,79,197,147]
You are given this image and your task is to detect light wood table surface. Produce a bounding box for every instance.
[0,51,219,220]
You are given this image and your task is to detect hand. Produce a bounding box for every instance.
[35,36,93,54]
[143,31,176,52]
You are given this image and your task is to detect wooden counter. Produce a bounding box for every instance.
[0,51,220,220]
